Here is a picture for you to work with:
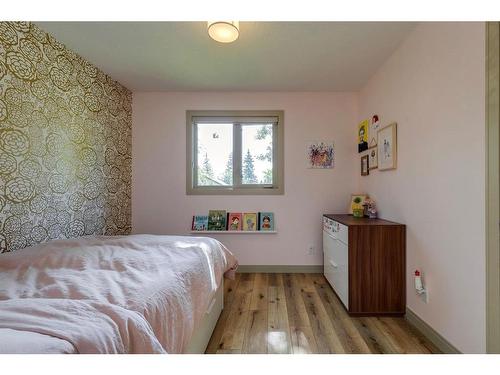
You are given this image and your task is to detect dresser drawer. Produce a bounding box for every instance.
[323,230,349,309]
[329,239,349,308]
[331,220,348,245]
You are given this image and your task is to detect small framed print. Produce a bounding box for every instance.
[377,122,397,170]
[361,155,369,176]
[369,115,381,147]
[208,210,227,231]
[358,119,369,153]
[306,141,334,168]
[349,194,368,214]
[242,213,258,231]
[192,215,208,231]
[227,213,242,231]
[259,212,275,231]
[368,146,378,170]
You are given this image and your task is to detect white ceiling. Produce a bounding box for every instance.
[37,22,416,92]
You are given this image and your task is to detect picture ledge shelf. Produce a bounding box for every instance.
[190,231,277,234]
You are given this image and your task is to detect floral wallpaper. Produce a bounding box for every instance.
[0,22,132,253]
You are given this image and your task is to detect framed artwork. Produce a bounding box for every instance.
[227,213,242,231]
[358,119,369,153]
[208,210,227,231]
[306,141,334,169]
[361,155,369,176]
[192,215,208,231]
[259,212,275,231]
[242,213,258,231]
[369,115,380,147]
[368,146,378,170]
[377,122,397,170]
[349,194,368,214]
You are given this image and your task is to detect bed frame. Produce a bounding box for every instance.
[184,280,223,354]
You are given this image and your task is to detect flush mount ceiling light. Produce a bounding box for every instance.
[207,21,239,43]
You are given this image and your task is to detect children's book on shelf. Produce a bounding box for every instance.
[259,212,275,231]
[208,210,227,231]
[242,213,258,231]
[227,213,242,231]
[192,215,208,231]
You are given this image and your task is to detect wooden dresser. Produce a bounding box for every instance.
[322,214,406,316]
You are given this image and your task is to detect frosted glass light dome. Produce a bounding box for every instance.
[207,21,239,43]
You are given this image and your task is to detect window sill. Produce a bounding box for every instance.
[186,187,284,195]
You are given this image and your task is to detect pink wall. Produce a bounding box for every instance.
[132,23,487,353]
[357,22,486,353]
[132,92,358,266]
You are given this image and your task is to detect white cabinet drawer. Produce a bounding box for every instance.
[323,231,334,274]
[323,229,349,309]
[331,233,348,265]
[330,239,349,308]
[328,219,348,245]
[332,221,348,245]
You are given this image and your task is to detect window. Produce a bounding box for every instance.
[186,110,284,195]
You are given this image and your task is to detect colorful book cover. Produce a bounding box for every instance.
[191,215,208,231]
[227,213,242,231]
[259,212,275,231]
[208,210,227,231]
[242,213,258,231]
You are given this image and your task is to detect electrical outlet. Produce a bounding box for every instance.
[307,244,315,255]
[419,289,429,303]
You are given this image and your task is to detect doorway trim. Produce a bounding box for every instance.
[486,21,500,354]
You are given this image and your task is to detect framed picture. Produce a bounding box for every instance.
[349,194,368,214]
[227,213,242,231]
[259,212,275,231]
[368,146,378,169]
[357,119,369,153]
[306,141,334,169]
[208,210,227,231]
[242,213,258,231]
[369,115,380,147]
[377,122,397,170]
[192,215,208,231]
[361,155,369,176]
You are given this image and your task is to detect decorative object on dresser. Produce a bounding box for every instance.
[322,214,406,316]
[362,197,378,218]
[361,154,369,176]
[349,194,368,216]
[377,122,397,170]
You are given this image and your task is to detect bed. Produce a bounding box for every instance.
[0,234,238,354]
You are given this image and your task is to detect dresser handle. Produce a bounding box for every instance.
[329,260,338,268]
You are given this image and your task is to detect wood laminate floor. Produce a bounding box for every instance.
[206,273,440,354]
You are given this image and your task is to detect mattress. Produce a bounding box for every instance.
[0,234,237,354]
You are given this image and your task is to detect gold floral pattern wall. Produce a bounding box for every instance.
[0,22,132,253]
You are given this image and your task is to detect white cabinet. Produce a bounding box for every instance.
[322,219,349,309]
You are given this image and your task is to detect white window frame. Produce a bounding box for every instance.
[186,110,284,195]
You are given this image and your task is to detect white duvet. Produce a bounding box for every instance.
[0,234,238,354]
